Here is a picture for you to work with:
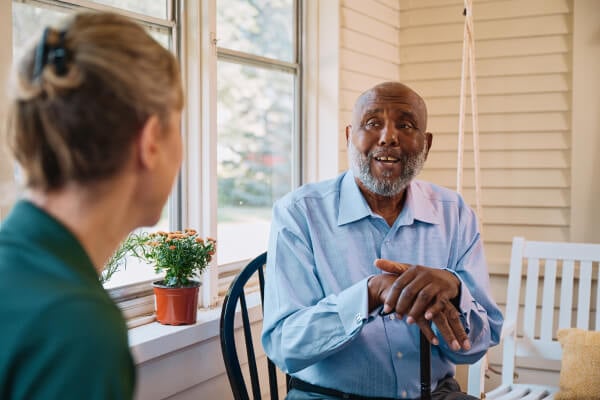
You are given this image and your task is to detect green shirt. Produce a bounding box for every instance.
[0,201,135,399]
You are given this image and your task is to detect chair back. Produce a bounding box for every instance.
[220,252,287,400]
[501,236,600,387]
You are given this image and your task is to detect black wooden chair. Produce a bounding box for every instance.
[219,251,431,400]
[220,252,288,400]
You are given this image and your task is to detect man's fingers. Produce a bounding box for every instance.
[432,307,471,351]
[431,313,459,351]
[374,259,411,274]
[415,318,439,346]
[405,280,436,321]
[446,307,471,351]
[423,294,449,320]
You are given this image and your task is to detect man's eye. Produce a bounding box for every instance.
[398,122,413,129]
[365,121,381,128]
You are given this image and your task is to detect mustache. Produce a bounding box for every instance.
[368,149,406,160]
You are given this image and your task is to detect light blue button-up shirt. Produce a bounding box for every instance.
[261,171,503,399]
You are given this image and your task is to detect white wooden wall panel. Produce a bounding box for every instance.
[340,49,399,81]
[431,132,569,151]
[342,8,400,46]
[344,0,400,27]
[398,0,573,390]
[410,74,570,97]
[419,169,570,189]
[339,0,402,151]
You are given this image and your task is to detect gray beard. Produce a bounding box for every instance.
[348,141,428,197]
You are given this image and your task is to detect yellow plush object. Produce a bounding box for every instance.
[556,328,600,400]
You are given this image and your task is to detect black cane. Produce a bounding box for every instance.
[420,331,431,400]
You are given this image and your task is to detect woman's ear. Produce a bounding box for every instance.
[137,115,161,169]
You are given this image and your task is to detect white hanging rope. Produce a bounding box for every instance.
[457,3,487,392]
[456,0,483,230]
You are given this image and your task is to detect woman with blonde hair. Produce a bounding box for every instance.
[0,12,183,399]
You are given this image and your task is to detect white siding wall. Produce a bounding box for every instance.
[338,0,402,171]
[398,0,573,390]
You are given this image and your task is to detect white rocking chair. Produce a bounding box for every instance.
[467,236,600,399]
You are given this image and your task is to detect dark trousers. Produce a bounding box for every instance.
[286,376,479,400]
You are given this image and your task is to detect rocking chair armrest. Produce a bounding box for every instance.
[500,320,516,340]
[466,320,516,397]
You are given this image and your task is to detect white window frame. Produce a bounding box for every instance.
[2,0,341,326]
[187,0,306,307]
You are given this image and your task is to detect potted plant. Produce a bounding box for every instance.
[128,229,216,325]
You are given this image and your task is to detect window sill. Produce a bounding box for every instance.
[128,291,262,365]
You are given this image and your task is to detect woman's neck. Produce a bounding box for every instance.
[25,179,138,274]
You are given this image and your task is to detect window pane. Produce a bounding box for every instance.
[12,3,68,54]
[217,61,295,264]
[88,0,168,19]
[147,28,170,50]
[217,0,295,62]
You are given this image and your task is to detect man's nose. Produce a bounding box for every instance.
[378,123,399,146]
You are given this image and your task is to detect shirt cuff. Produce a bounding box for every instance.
[336,277,371,336]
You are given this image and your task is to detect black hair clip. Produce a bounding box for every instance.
[33,27,68,79]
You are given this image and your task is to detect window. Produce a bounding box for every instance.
[6,0,178,289]
[3,0,304,323]
[214,0,302,295]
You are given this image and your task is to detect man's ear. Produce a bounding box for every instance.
[345,125,351,146]
[137,115,162,170]
[424,132,433,160]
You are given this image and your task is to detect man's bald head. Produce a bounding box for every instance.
[352,82,428,133]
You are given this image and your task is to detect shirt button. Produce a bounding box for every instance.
[355,313,362,324]
[389,314,395,320]
[401,390,407,398]
[396,351,403,359]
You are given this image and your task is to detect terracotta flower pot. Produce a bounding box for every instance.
[152,281,200,325]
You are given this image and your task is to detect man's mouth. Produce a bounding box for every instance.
[374,156,399,163]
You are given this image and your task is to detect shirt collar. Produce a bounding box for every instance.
[337,172,441,226]
[338,171,372,226]
[403,180,441,225]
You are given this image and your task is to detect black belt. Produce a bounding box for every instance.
[288,377,400,400]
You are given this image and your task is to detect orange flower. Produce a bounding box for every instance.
[169,245,176,250]
[207,237,217,243]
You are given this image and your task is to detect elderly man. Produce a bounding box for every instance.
[261,82,503,400]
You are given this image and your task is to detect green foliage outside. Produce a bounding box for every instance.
[217,0,295,209]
